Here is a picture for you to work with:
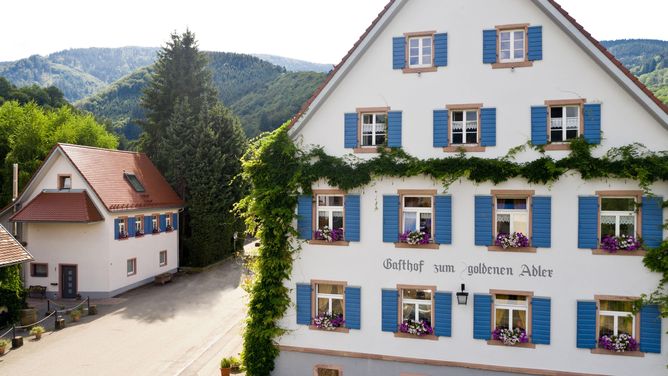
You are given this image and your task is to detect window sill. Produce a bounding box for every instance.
[486,340,536,349]
[591,249,647,256]
[353,147,389,154]
[543,143,572,151]
[308,240,350,246]
[491,61,533,69]
[487,246,537,253]
[394,243,439,250]
[402,67,437,74]
[443,145,486,153]
[308,325,350,334]
[590,348,644,357]
[394,332,438,341]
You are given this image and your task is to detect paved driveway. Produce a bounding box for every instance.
[0,257,246,376]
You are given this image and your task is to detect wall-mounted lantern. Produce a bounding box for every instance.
[456,283,469,305]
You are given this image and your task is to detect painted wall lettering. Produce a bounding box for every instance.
[434,264,456,274]
[383,258,424,273]
[467,263,513,277]
[519,264,554,278]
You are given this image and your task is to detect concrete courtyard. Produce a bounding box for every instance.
[0,257,246,375]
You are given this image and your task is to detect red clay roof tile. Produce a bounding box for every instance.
[10,191,104,222]
[0,224,33,267]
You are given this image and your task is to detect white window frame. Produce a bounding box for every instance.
[401,288,433,323]
[159,250,168,267]
[494,294,529,331]
[408,36,433,68]
[315,283,344,316]
[135,216,143,233]
[499,29,525,63]
[152,215,159,232]
[599,300,636,337]
[316,195,344,231]
[166,214,172,228]
[495,197,529,235]
[550,105,580,142]
[360,113,387,147]
[118,218,127,237]
[600,197,637,237]
[402,196,433,234]
[126,258,136,276]
[450,109,479,145]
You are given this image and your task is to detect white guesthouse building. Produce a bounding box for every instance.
[276,0,668,375]
[1,143,183,299]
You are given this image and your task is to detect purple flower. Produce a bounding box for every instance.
[492,327,529,345]
[315,227,344,242]
[399,319,433,336]
[600,235,641,253]
[312,313,345,330]
[399,230,431,245]
[495,232,529,249]
[598,334,638,352]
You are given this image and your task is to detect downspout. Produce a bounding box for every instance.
[12,163,18,236]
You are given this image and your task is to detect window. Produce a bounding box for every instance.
[451,110,479,145]
[361,113,387,147]
[408,35,432,68]
[58,175,71,190]
[152,215,159,233]
[550,105,580,142]
[496,198,528,236]
[499,29,525,63]
[314,366,341,376]
[165,214,172,231]
[494,294,528,331]
[599,300,635,338]
[124,172,145,192]
[315,283,344,317]
[135,215,143,235]
[402,196,433,235]
[159,250,167,267]
[30,263,48,277]
[401,288,432,324]
[316,195,344,233]
[118,218,128,238]
[126,258,136,276]
[600,197,637,238]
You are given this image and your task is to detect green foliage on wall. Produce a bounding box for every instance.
[0,265,26,327]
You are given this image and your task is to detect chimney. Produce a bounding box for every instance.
[12,163,18,202]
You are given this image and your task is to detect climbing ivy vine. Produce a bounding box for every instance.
[237,124,667,375]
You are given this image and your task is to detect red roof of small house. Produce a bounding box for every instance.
[10,191,104,223]
[58,144,184,212]
[0,224,33,267]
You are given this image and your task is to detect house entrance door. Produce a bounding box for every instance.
[61,265,77,299]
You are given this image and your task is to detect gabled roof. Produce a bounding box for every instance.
[10,191,104,223]
[0,224,33,267]
[288,0,668,135]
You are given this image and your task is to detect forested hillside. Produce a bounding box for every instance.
[602,39,668,103]
[252,54,332,73]
[77,52,326,138]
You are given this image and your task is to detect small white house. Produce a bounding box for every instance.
[2,143,183,299]
[278,0,668,375]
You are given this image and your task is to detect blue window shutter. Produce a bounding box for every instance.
[393,37,406,70]
[344,195,360,242]
[578,196,599,249]
[642,196,664,248]
[434,33,448,67]
[172,213,178,230]
[531,106,548,146]
[114,218,120,240]
[297,195,312,240]
[473,294,492,340]
[475,196,493,246]
[531,297,551,345]
[576,301,597,348]
[296,283,312,325]
[433,110,449,147]
[434,195,452,245]
[480,108,496,147]
[344,113,359,149]
[531,196,552,248]
[640,304,662,353]
[159,214,166,232]
[527,26,543,61]
[382,289,398,332]
[583,103,601,144]
[434,291,452,337]
[387,111,402,148]
[345,287,361,330]
[128,217,136,237]
[144,216,151,233]
[483,30,497,64]
[383,195,399,243]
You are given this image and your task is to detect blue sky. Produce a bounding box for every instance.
[1,0,666,63]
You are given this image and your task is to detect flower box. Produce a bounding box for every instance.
[600,235,641,253]
[495,232,529,249]
[399,230,431,245]
[119,231,129,239]
[135,231,144,237]
[598,334,638,352]
[399,319,433,337]
[492,327,529,346]
[152,228,160,234]
[166,225,174,232]
[312,313,345,331]
[314,226,344,242]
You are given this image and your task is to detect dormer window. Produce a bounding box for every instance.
[58,175,72,190]
[124,172,145,192]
